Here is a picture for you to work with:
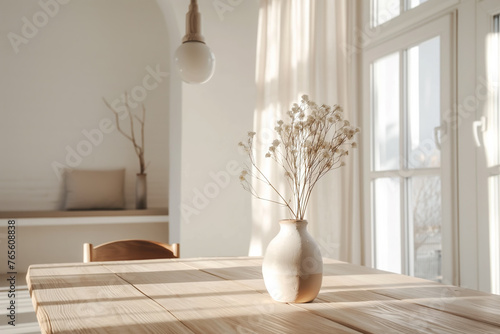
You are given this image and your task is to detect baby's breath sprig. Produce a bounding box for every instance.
[239,95,360,220]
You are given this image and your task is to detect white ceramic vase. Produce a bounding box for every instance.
[262,219,323,303]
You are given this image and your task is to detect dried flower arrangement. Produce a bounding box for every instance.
[103,93,147,174]
[239,95,359,220]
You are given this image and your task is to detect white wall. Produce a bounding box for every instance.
[165,0,258,257]
[0,0,170,210]
[0,0,259,261]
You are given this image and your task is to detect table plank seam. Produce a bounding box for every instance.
[368,289,500,329]
[177,262,368,334]
[286,302,369,334]
[287,283,500,332]
[101,264,197,334]
[26,269,52,334]
[178,260,269,295]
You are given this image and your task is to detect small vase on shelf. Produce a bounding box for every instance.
[135,173,147,209]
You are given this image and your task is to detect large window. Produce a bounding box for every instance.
[363,16,454,283]
[363,0,500,294]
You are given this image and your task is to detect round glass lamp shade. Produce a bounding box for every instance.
[175,41,215,84]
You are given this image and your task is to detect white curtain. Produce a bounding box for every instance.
[249,0,362,264]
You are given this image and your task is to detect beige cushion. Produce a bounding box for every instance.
[64,169,125,210]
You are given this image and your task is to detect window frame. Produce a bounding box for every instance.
[475,0,500,293]
[361,0,459,50]
[361,13,457,284]
[371,0,436,28]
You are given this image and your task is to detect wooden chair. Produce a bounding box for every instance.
[83,240,180,263]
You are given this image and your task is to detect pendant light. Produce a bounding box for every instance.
[174,0,216,84]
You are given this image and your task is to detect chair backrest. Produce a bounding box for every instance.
[83,240,180,263]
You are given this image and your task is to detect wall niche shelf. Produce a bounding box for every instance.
[0,208,169,226]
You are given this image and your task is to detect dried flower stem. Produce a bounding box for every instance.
[103,93,147,174]
[243,136,298,217]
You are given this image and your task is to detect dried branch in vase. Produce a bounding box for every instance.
[239,95,360,220]
[103,93,147,174]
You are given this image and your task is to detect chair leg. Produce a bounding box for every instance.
[83,243,93,263]
[172,243,180,258]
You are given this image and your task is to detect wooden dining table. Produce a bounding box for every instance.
[27,256,500,333]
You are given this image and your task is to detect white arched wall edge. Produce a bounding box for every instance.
[155,0,182,245]
[155,0,258,257]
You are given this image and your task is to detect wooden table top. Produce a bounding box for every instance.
[27,257,500,333]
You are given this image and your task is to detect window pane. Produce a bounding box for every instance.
[407,36,441,169]
[373,0,400,26]
[374,178,401,274]
[489,175,500,295]
[372,0,429,27]
[410,176,442,281]
[373,52,400,171]
[408,0,429,10]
